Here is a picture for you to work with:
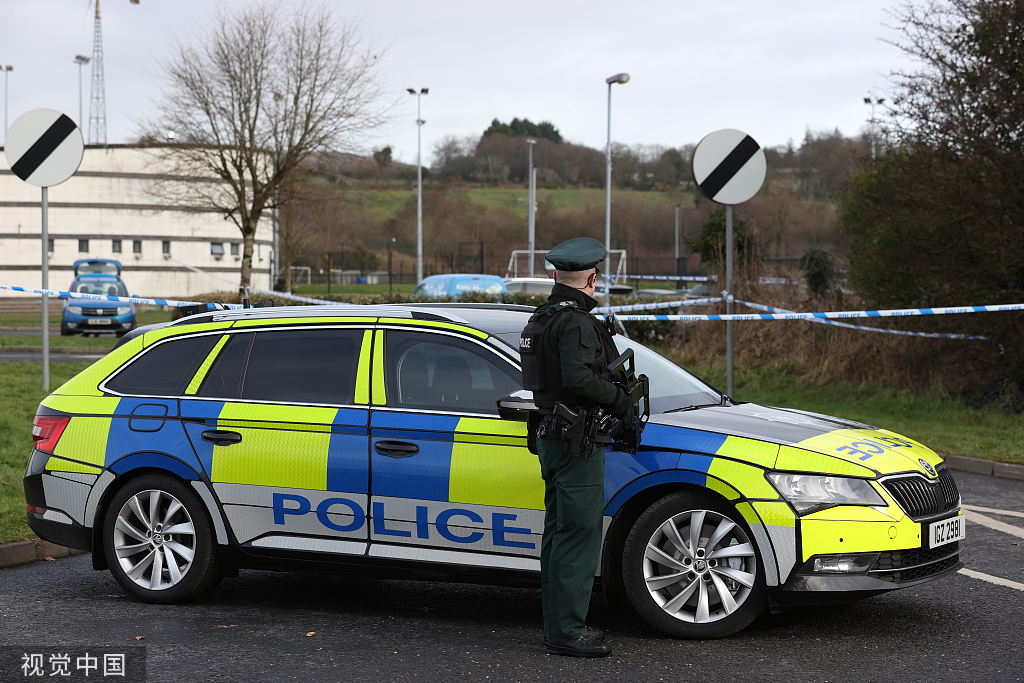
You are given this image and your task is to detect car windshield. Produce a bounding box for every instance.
[76,261,119,277]
[72,281,128,297]
[494,331,722,414]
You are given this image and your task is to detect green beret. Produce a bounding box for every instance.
[545,237,607,271]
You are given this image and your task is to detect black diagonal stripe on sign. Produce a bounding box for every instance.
[10,114,78,182]
[698,135,760,201]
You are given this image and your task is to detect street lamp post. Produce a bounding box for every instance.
[75,56,91,128]
[604,72,630,305]
[863,96,884,159]
[526,138,537,277]
[407,87,428,282]
[673,203,682,282]
[3,65,12,137]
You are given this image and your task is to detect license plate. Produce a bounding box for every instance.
[927,515,966,549]
[87,318,111,325]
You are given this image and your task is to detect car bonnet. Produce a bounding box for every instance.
[645,402,942,478]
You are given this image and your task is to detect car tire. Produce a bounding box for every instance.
[621,491,766,639]
[60,325,73,336]
[102,474,222,604]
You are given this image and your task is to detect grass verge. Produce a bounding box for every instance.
[0,335,116,349]
[292,283,417,296]
[0,310,173,329]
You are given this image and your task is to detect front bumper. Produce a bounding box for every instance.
[769,542,962,606]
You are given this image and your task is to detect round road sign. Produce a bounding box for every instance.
[4,108,84,188]
[692,129,766,205]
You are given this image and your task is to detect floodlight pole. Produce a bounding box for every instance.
[408,88,428,282]
[75,56,91,127]
[526,138,537,277]
[726,204,733,398]
[3,65,12,137]
[604,73,630,305]
[42,187,49,391]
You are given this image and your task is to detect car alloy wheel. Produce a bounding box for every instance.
[103,474,221,603]
[622,492,766,638]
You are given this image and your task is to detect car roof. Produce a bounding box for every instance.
[503,277,553,283]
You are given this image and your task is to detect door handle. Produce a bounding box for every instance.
[374,441,419,458]
[202,430,242,446]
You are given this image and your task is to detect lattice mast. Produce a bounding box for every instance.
[88,0,106,145]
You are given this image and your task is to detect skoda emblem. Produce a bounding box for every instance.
[919,458,936,476]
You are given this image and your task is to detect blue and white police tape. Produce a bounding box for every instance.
[593,298,722,314]
[613,301,1024,323]
[731,299,988,340]
[0,284,245,310]
[247,287,352,306]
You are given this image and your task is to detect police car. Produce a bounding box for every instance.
[24,303,963,639]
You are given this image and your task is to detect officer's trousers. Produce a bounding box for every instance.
[537,436,605,643]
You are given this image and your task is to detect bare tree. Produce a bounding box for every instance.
[145,1,390,291]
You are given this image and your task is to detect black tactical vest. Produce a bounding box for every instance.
[520,300,620,409]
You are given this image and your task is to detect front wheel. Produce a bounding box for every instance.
[102,474,222,603]
[622,492,766,638]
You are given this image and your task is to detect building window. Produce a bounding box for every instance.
[112,239,122,253]
[48,238,54,253]
[133,240,142,254]
[78,239,89,253]
[230,243,239,256]
[211,243,225,256]
[162,240,171,255]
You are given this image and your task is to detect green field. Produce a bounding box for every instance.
[2,352,1020,545]
[0,334,116,349]
[292,283,418,296]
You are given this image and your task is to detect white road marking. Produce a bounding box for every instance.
[962,504,1024,519]
[963,510,1024,539]
[958,568,1024,592]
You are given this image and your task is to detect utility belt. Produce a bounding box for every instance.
[537,403,619,457]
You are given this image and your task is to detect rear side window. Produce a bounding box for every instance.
[106,335,219,396]
[240,329,363,405]
[197,332,253,399]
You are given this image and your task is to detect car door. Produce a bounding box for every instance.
[367,325,544,571]
[180,325,373,557]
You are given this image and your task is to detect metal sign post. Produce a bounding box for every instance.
[4,108,85,390]
[691,129,767,399]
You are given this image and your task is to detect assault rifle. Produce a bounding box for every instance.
[605,348,650,454]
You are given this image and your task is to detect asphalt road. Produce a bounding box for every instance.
[1,471,1021,683]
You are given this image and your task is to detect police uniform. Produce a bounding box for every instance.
[520,238,629,658]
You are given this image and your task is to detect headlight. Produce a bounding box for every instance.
[116,306,132,315]
[767,473,884,515]
[67,306,83,315]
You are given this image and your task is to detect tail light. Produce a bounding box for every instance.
[32,416,70,454]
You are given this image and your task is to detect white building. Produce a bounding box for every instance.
[0,145,274,299]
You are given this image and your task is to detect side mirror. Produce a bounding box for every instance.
[496,389,537,422]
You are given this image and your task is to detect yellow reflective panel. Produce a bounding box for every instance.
[455,417,528,446]
[751,501,795,528]
[734,501,763,527]
[354,330,372,405]
[372,330,386,405]
[40,395,120,415]
[803,505,900,523]
[185,335,229,395]
[51,416,111,466]
[450,417,543,510]
[707,458,777,499]
[715,436,778,468]
[775,445,875,477]
[376,318,488,339]
[46,456,103,474]
[233,317,377,328]
[210,403,336,490]
[52,336,145,397]
[705,475,741,501]
[794,428,942,477]
[801,516,922,560]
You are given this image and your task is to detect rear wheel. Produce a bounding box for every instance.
[102,474,222,603]
[622,492,766,638]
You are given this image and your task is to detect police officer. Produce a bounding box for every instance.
[520,237,632,658]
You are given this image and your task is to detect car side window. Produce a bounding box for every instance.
[106,335,220,396]
[386,331,521,414]
[197,332,253,399]
[239,328,363,405]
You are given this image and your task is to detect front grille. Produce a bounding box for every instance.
[872,542,959,571]
[84,308,119,316]
[882,468,959,521]
[870,553,960,583]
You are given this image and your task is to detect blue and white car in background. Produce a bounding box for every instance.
[413,274,507,299]
[61,259,136,336]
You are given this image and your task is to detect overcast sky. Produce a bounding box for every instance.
[2,0,914,165]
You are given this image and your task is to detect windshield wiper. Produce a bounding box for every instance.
[664,403,720,414]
